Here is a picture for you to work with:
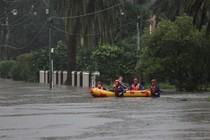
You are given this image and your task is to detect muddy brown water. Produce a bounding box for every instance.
[0,79,210,140]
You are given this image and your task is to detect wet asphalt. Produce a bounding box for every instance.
[0,78,210,140]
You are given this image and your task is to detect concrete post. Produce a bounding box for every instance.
[82,71,89,88]
[77,71,81,87]
[58,71,62,85]
[91,71,100,87]
[71,71,76,86]
[45,71,48,84]
[39,70,45,83]
[53,71,57,85]
[63,71,67,84]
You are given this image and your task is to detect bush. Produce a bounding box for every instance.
[11,53,33,81]
[137,15,210,91]
[77,44,137,84]
[10,41,67,82]
[0,60,16,79]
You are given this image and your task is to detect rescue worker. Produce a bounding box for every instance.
[114,75,125,87]
[118,75,123,84]
[96,81,106,90]
[151,79,161,97]
[129,77,144,90]
[114,80,126,97]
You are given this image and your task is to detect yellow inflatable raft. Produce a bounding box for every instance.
[90,88,152,97]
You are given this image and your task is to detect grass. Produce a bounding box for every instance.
[207,97,210,102]
[159,82,176,90]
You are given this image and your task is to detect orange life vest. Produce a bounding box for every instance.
[131,83,140,90]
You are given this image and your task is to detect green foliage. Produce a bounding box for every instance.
[30,41,67,82]
[30,49,49,82]
[10,41,67,82]
[152,0,210,33]
[207,97,210,102]
[137,15,210,91]
[53,41,67,70]
[77,44,136,84]
[11,53,33,81]
[0,60,16,79]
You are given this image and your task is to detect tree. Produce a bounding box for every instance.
[153,0,210,33]
[0,0,50,60]
[137,15,210,91]
[53,0,124,84]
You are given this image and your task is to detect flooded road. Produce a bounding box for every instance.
[0,79,210,140]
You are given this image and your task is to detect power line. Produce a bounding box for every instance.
[0,24,46,50]
[0,2,21,21]
[52,2,124,19]
[0,16,31,26]
[0,1,39,26]
[41,0,49,7]
[51,18,138,36]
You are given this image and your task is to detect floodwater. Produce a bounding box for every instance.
[0,79,210,140]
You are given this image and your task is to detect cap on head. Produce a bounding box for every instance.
[151,79,156,83]
[97,81,102,85]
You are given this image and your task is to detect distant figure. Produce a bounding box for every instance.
[114,80,126,97]
[151,79,161,97]
[129,77,144,90]
[96,81,106,90]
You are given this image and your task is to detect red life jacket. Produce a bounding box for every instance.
[151,85,158,93]
[132,83,140,90]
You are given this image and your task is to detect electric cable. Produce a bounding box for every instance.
[41,0,49,7]
[0,1,39,26]
[52,2,124,19]
[51,18,139,36]
[0,23,46,50]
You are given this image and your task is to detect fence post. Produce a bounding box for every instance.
[91,71,100,87]
[45,70,48,84]
[58,71,62,85]
[39,70,45,83]
[53,71,57,85]
[77,71,81,87]
[82,71,89,88]
[63,71,67,84]
[71,71,76,86]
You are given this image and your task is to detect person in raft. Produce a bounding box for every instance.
[151,79,161,97]
[129,77,144,90]
[114,79,126,97]
[114,75,126,87]
[96,81,106,90]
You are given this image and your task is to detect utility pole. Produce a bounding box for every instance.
[47,0,53,89]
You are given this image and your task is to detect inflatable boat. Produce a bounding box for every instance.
[90,88,152,97]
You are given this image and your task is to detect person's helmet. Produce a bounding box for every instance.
[97,81,102,85]
[151,79,156,83]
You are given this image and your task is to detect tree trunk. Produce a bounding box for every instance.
[65,20,79,85]
[66,34,77,85]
